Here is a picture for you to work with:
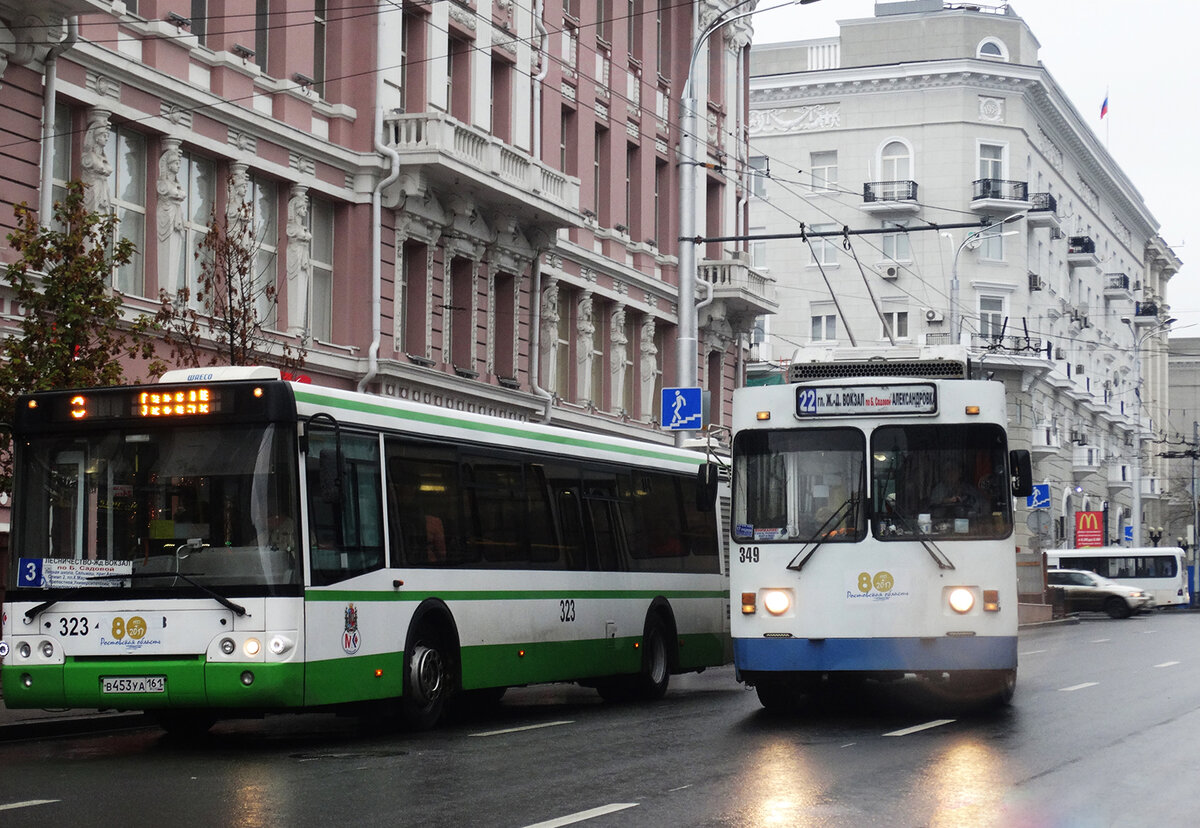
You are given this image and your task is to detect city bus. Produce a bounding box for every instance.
[729,354,1032,709]
[0,367,729,733]
[1047,547,1190,607]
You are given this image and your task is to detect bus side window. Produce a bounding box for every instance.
[306,430,384,585]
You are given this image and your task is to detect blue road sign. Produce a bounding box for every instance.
[1124,524,1133,542]
[662,387,703,431]
[1026,483,1051,510]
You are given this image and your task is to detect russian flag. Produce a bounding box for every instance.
[1100,94,1109,119]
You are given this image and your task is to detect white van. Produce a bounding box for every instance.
[1047,547,1190,607]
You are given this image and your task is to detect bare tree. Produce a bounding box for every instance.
[156,198,305,369]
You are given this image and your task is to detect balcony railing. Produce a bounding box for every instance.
[863,180,918,202]
[971,178,1028,201]
[969,333,1043,353]
[698,257,778,318]
[1105,273,1130,291]
[1068,236,1096,254]
[1135,300,1159,318]
[1029,192,1058,213]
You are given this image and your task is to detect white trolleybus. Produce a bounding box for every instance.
[0,368,729,733]
[1047,547,1190,608]
[730,354,1032,709]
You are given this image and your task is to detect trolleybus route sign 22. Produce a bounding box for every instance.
[796,383,938,417]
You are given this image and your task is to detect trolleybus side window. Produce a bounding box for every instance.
[732,428,866,543]
[307,430,384,585]
[462,453,529,566]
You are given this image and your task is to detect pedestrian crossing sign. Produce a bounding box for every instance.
[661,387,703,431]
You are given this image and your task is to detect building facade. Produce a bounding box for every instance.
[747,1,1182,559]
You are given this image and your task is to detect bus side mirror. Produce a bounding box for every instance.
[1010,449,1033,498]
[696,463,719,512]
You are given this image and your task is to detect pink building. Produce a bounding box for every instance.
[0,1,774,446]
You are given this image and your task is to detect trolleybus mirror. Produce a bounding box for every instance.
[1010,449,1033,498]
[696,463,719,512]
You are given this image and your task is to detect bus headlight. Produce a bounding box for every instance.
[243,638,262,657]
[40,640,55,659]
[268,635,294,655]
[762,589,792,616]
[949,588,975,614]
[18,641,31,660]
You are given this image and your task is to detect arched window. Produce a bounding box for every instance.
[977,38,1009,61]
[880,140,911,182]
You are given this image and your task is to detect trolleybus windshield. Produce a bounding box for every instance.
[11,423,301,590]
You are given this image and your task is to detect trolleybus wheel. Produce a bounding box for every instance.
[754,680,798,712]
[155,710,215,738]
[633,616,672,700]
[401,626,453,730]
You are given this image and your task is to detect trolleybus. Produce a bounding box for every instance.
[0,368,729,733]
[1048,547,1189,607]
[729,353,1032,709]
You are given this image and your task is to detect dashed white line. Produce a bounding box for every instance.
[471,720,574,738]
[1059,682,1099,692]
[0,800,59,812]
[1155,661,1181,668]
[1090,638,1111,644]
[1020,648,1048,656]
[523,803,639,828]
[884,719,955,737]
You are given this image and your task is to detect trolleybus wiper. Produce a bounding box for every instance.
[787,495,860,572]
[888,508,955,570]
[88,572,249,617]
[23,588,89,622]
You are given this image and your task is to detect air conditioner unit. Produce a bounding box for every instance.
[875,261,900,279]
[1075,364,1085,374]
[1028,272,1044,291]
[1055,347,1066,360]
[924,308,944,323]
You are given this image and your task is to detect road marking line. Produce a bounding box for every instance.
[0,800,59,812]
[523,803,639,828]
[668,785,692,793]
[1019,649,1048,656]
[1090,638,1111,643]
[1155,661,1180,668]
[471,720,573,738]
[884,719,955,737]
[1059,682,1099,692]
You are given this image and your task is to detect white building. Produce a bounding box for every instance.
[747,1,1182,552]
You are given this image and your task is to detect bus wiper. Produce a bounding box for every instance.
[88,572,249,617]
[23,588,89,623]
[787,495,860,572]
[888,508,955,570]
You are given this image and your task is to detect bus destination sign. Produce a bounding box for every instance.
[796,383,938,417]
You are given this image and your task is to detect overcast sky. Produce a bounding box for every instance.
[749,0,1200,336]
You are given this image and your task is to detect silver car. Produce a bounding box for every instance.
[1046,569,1154,619]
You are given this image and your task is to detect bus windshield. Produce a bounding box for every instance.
[872,423,1012,540]
[11,423,301,589]
[732,422,1012,543]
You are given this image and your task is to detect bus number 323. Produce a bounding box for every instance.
[559,599,576,622]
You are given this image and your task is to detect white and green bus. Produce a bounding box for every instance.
[0,368,729,733]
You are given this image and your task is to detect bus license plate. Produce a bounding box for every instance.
[101,676,166,694]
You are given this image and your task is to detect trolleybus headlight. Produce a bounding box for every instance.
[17,642,31,660]
[40,640,55,659]
[220,637,236,655]
[0,641,7,658]
[268,635,294,655]
[949,588,975,614]
[243,638,262,657]
[762,589,791,616]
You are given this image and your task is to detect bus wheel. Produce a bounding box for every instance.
[155,710,215,739]
[755,680,799,712]
[401,627,452,730]
[633,616,672,701]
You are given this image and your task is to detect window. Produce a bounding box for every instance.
[979,295,1004,339]
[491,55,513,143]
[979,143,1004,181]
[656,1,671,77]
[654,157,667,244]
[810,150,837,192]
[748,155,768,198]
[307,430,384,585]
[880,140,910,186]
[881,223,911,261]
[107,126,147,296]
[979,227,1005,261]
[50,104,72,232]
[448,36,471,122]
[191,1,207,45]
[625,142,638,232]
[254,0,270,74]
[811,312,837,342]
[180,152,216,308]
[977,38,1008,61]
[596,0,610,42]
[589,300,605,405]
[449,258,474,370]
[554,288,572,396]
[594,125,609,221]
[249,176,278,328]
[749,226,767,269]
[881,310,909,340]
[310,197,334,341]
[313,0,327,96]
[809,223,838,266]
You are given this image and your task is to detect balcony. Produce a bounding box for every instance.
[861,180,920,215]
[383,111,582,233]
[1132,300,1160,324]
[1108,463,1132,488]
[1031,427,1061,457]
[970,179,1030,213]
[1072,444,1101,477]
[1067,236,1100,268]
[969,333,1043,354]
[697,257,778,320]
[1104,273,1133,300]
[1026,192,1061,231]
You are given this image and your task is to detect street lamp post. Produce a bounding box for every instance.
[1120,317,1174,549]
[676,0,820,446]
[948,212,1025,344]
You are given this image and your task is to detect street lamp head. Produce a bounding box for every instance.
[1120,316,1132,324]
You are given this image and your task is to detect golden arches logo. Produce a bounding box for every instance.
[1076,512,1101,531]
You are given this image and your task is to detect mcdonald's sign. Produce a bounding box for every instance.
[1075,510,1103,548]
